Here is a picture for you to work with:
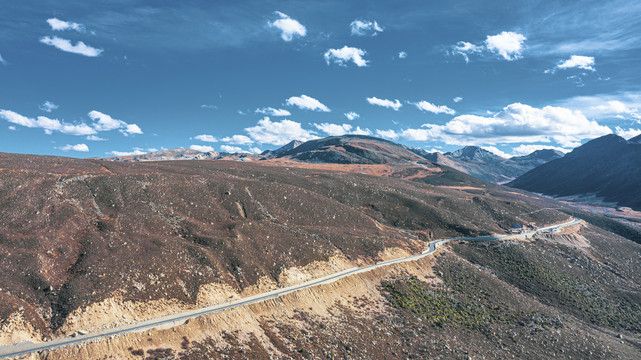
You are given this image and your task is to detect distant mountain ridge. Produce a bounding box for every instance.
[509,134,641,210]
[98,136,564,184]
[411,146,564,184]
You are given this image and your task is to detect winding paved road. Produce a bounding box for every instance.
[0,217,580,359]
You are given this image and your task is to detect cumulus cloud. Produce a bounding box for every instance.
[615,126,641,140]
[219,145,242,153]
[39,101,59,112]
[557,55,595,71]
[248,147,262,154]
[485,31,527,60]
[414,100,456,115]
[556,93,641,122]
[398,51,407,59]
[245,117,317,145]
[88,110,142,135]
[313,123,371,136]
[269,11,306,41]
[350,20,383,36]
[190,144,215,152]
[0,109,97,135]
[109,149,147,156]
[376,129,399,140]
[481,146,510,158]
[58,143,89,152]
[222,134,253,145]
[286,94,330,112]
[452,32,526,62]
[344,112,360,121]
[324,46,369,67]
[453,97,463,103]
[376,103,611,147]
[46,18,85,32]
[255,107,291,116]
[512,144,571,156]
[194,134,218,142]
[40,36,103,57]
[367,97,402,111]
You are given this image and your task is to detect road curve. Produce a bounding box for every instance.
[0,217,580,359]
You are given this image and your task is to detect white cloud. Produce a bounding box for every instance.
[88,110,142,135]
[190,144,215,152]
[60,123,97,135]
[453,97,463,103]
[324,46,369,67]
[40,36,103,57]
[39,101,59,112]
[615,126,641,140]
[556,55,596,71]
[376,129,399,140]
[58,143,89,152]
[286,94,330,112]
[248,147,262,154]
[46,18,85,32]
[555,93,641,121]
[222,134,253,145]
[220,145,243,153]
[453,32,527,62]
[438,103,610,146]
[452,41,482,62]
[344,112,360,121]
[194,134,218,142]
[414,101,456,115]
[255,107,291,116]
[312,122,371,136]
[0,109,37,128]
[398,51,407,59]
[314,123,351,136]
[8,126,16,130]
[378,103,612,147]
[124,123,143,135]
[0,53,6,65]
[350,20,383,36]
[367,97,402,111]
[485,31,527,60]
[109,149,147,156]
[245,117,317,145]
[86,135,106,141]
[201,104,218,110]
[0,109,97,135]
[512,144,571,156]
[269,11,306,41]
[481,146,510,158]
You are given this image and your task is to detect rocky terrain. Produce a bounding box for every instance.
[414,146,564,184]
[1,139,640,359]
[509,134,641,210]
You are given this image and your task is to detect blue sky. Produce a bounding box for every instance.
[1,0,641,158]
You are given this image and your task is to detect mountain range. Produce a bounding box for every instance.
[99,136,564,185]
[509,134,641,210]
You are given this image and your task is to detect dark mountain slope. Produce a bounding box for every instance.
[509,134,641,210]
